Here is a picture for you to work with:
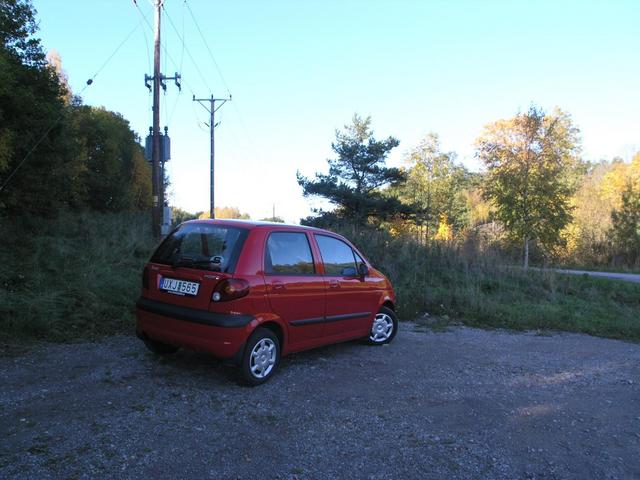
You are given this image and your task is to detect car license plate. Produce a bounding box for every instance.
[159,277,200,296]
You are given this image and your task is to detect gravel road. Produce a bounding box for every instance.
[1,324,639,479]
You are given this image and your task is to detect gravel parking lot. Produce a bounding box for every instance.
[1,324,639,479]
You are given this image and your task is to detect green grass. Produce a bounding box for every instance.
[336,225,640,342]
[0,211,156,345]
[1,213,639,347]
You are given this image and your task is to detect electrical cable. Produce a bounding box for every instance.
[181,1,260,168]
[162,4,212,95]
[135,1,197,98]
[183,0,232,98]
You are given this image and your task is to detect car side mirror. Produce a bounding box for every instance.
[358,264,369,278]
[340,266,357,277]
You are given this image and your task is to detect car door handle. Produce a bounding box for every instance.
[329,280,339,289]
[272,281,285,291]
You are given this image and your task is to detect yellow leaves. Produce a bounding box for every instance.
[434,214,453,242]
[197,207,250,220]
[559,222,581,257]
[465,188,492,226]
[601,157,640,209]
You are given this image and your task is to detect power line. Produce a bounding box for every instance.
[87,19,145,86]
[162,4,213,95]
[136,0,198,98]
[181,1,263,170]
[184,0,232,98]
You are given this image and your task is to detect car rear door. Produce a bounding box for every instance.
[314,234,377,340]
[263,231,326,350]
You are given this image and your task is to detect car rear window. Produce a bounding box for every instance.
[151,223,248,273]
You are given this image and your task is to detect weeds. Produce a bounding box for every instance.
[335,225,640,341]
[1,214,638,345]
[0,211,156,344]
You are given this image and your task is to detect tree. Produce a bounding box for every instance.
[70,106,151,211]
[610,154,640,266]
[172,207,199,225]
[0,0,71,215]
[0,0,45,65]
[611,182,640,265]
[558,161,612,264]
[476,106,581,268]
[0,1,151,216]
[198,206,250,220]
[260,215,285,223]
[297,114,407,226]
[392,133,470,240]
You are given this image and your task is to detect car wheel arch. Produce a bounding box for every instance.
[257,320,285,352]
[381,300,395,312]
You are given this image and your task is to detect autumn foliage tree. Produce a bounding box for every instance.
[392,133,470,240]
[610,154,640,265]
[476,106,581,268]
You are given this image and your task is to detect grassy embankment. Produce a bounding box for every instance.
[341,226,640,341]
[0,212,156,346]
[1,213,639,347]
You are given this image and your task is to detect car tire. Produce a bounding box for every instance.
[239,327,280,386]
[143,338,179,355]
[366,306,398,345]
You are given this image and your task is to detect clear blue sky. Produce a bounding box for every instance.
[33,0,640,222]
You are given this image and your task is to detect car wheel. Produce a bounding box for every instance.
[143,338,179,355]
[239,327,280,386]
[367,306,398,345]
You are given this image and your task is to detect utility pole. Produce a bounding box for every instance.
[150,0,162,237]
[145,0,180,237]
[193,94,231,219]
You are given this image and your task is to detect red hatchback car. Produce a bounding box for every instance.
[136,219,398,385]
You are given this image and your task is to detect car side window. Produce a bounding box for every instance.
[316,235,357,276]
[265,232,315,275]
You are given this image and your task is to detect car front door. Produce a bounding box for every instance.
[314,234,377,341]
[263,231,326,350]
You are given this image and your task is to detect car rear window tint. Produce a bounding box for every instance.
[265,232,315,275]
[315,235,357,276]
[150,223,248,273]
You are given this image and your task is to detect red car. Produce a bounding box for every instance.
[136,219,398,385]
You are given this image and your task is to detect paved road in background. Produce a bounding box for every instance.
[2,326,639,479]
[554,269,640,283]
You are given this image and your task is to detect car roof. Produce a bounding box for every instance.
[183,218,339,235]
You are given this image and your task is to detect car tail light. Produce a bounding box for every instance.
[142,266,149,289]
[212,279,250,302]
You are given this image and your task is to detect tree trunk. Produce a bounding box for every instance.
[523,236,530,270]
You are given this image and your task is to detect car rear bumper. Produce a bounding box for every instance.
[136,297,254,360]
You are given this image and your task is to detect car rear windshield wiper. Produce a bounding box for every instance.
[172,254,224,271]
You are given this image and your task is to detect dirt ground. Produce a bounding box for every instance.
[1,324,639,479]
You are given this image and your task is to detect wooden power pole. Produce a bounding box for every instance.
[193,94,230,219]
[151,0,162,237]
[145,0,180,237]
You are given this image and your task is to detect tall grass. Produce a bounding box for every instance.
[335,225,640,341]
[0,211,156,343]
[1,214,638,345]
